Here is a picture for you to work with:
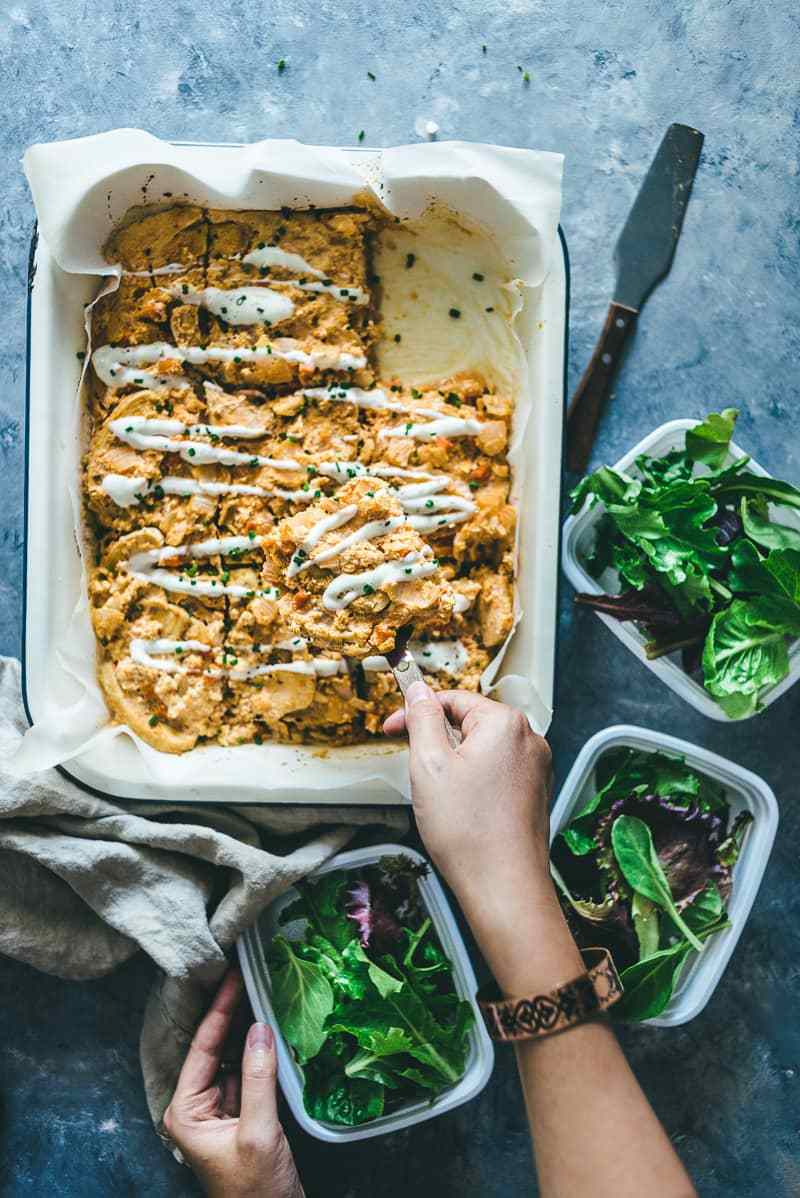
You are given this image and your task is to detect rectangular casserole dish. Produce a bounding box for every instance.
[22,142,569,805]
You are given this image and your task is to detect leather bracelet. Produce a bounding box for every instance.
[477,947,623,1042]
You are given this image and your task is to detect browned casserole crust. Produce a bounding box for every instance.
[84,204,516,752]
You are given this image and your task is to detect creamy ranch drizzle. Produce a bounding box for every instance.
[126,535,280,600]
[380,415,486,441]
[128,635,344,681]
[302,386,440,420]
[322,551,437,611]
[100,473,318,507]
[109,417,301,470]
[92,341,367,390]
[287,504,359,578]
[170,285,295,325]
[242,246,369,304]
[362,639,469,676]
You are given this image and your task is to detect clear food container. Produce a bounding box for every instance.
[237,843,494,1141]
[549,724,778,1026]
[561,418,800,720]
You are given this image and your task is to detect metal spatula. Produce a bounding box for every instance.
[385,628,462,749]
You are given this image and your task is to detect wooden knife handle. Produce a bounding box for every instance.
[566,302,638,474]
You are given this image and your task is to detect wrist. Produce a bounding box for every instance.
[459,872,584,997]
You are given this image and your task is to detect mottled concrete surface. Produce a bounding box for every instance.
[1,1,800,1194]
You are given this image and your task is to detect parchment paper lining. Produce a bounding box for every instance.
[15,130,563,800]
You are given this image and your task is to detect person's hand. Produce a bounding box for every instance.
[163,969,304,1198]
[384,683,581,995]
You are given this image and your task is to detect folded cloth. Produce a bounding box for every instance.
[0,657,407,1135]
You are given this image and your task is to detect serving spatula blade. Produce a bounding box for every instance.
[566,123,704,473]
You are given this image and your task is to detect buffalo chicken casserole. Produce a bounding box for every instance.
[85,204,517,752]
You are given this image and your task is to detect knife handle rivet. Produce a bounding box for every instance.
[615,317,626,328]
[601,352,612,365]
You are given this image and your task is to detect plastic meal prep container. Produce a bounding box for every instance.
[561,418,800,721]
[237,843,494,1141]
[549,724,778,1026]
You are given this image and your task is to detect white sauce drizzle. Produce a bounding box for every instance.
[170,284,295,326]
[452,592,473,614]
[242,246,369,304]
[322,551,437,611]
[109,417,301,470]
[92,341,367,391]
[128,635,344,681]
[380,415,486,441]
[100,474,318,507]
[362,639,469,676]
[302,386,439,419]
[286,504,359,578]
[126,535,280,599]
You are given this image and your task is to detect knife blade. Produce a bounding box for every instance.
[566,123,704,473]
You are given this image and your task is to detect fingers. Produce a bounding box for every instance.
[238,1022,279,1147]
[175,968,244,1099]
[401,680,455,762]
[383,686,497,739]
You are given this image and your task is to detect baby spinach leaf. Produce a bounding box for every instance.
[340,940,404,1000]
[268,936,334,1064]
[685,408,738,469]
[702,595,800,717]
[711,471,800,514]
[610,816,704,952]
[740,497,800,552]
[612,539,652,590]
[631,893,660,960]
[303,1064,385,1126]
[614,940,694,1021]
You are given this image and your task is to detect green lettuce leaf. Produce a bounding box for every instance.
[268,936,334,1064]
[702,595,800,716]
[740,497,800,551]
[685,408,738,468]
[303,1064,385,1126]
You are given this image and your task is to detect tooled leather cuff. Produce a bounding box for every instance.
[477,947,623,1042]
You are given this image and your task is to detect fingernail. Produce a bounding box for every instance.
[247,1022,273,1050]
[406,680,434,707]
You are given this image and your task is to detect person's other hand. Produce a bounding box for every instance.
[164,969,304,1198]
[383,683,567,991]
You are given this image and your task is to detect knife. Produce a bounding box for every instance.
[566,123,704,473]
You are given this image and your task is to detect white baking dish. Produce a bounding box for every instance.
[237,843,494,1141]
[549,724,778,1026]
[22,140,567,804]
[562,418,800,721]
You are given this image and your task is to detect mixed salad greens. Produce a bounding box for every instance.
[551,747,752,1021]
[572,409,800,717]
[267,856,473,1126]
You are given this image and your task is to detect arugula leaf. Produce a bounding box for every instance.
[612,540,652,590]
[610,816,704,952]
[631,893,660,960]
[289,872,358,951]
[326,986,470,1086]
[741,497,800,552]
[702,595,800,717]
[729,540,800,605]
[685,408,738,469]
[268,936,334,1063]
[341,940,404,1000]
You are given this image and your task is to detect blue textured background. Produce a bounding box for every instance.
[2,2,800,1194]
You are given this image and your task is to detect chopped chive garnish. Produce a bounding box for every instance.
[277,59,286,72]
[405,253,416,269]
[148,715,159,727]
[358,130,365,142]
[394,333,402,343]
[472,272,484,282]
[448,308,461,319]
[363,584,375,594]
[367,70,376,80]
